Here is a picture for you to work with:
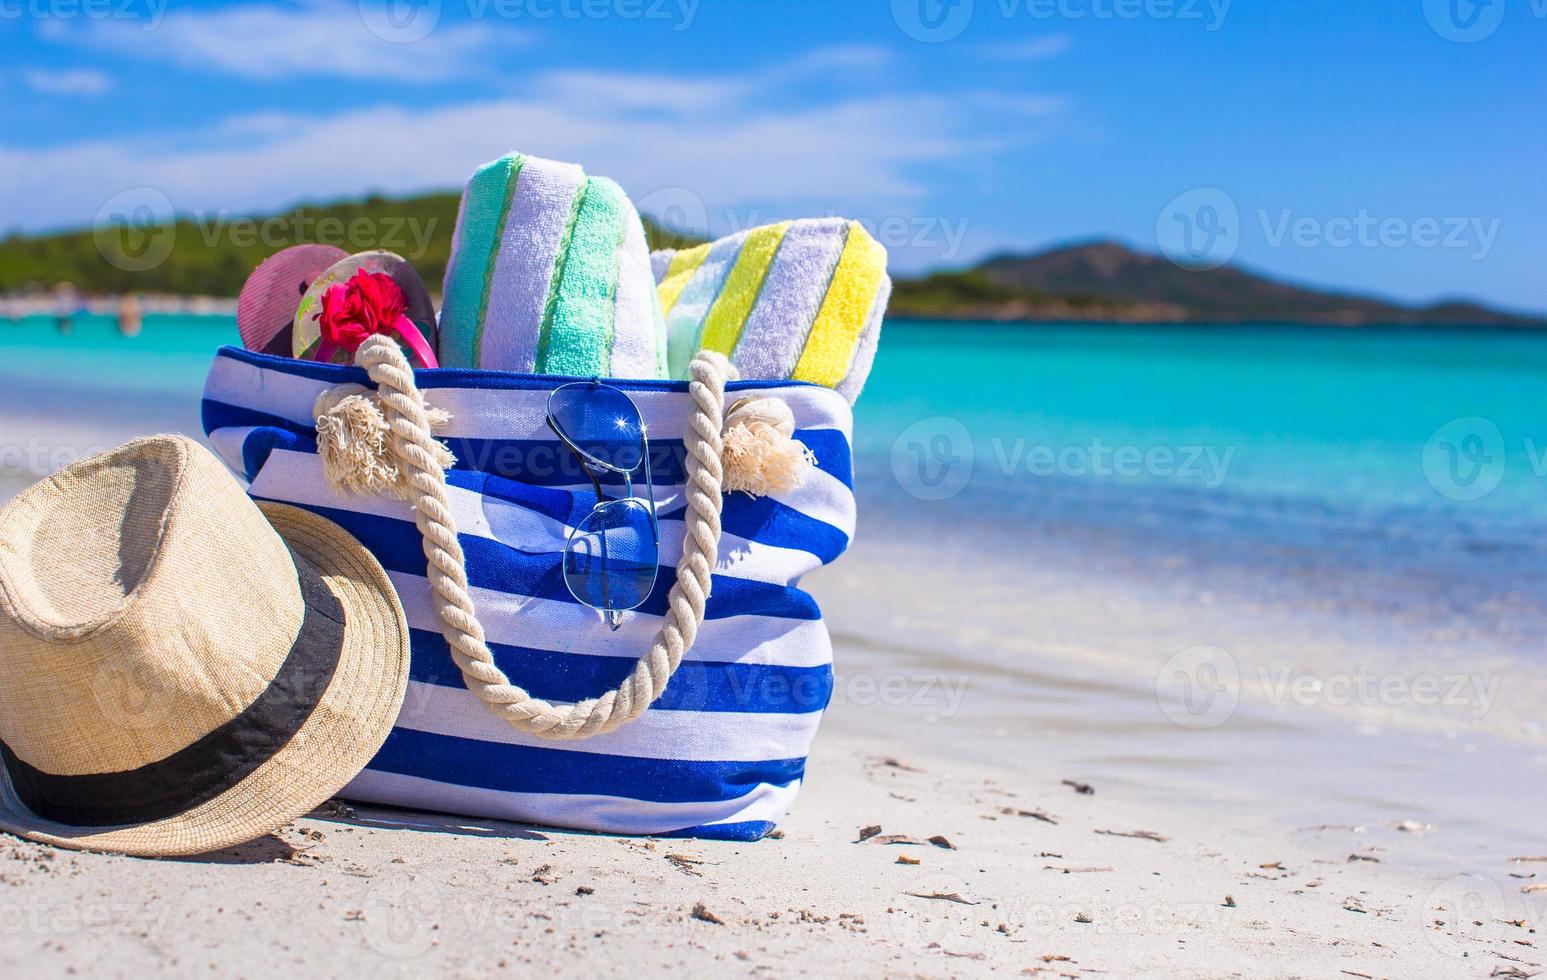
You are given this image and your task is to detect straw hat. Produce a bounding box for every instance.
[0,435,409,856]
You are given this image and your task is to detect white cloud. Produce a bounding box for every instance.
[535,70,749,114]
[22,69,113,96]
[48,0,521,82]
[979,34,1073,61]
[530,46,898,115]
[0,49,1066,238]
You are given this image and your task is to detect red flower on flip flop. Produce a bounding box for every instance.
[318,270,408,352]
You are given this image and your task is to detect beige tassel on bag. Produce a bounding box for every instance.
[313,383,454,499]
[720,396,815,497]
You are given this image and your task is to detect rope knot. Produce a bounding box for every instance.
[721,396,814,497]
[313,381,453,499]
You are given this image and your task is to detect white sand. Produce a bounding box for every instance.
[2,689,1541,978]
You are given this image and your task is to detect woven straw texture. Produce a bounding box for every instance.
[0,436,410,856]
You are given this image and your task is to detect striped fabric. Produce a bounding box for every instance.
[651,218,891,403]
[201,346,855,841]
[439,152,666,378]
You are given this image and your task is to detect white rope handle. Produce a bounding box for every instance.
[349,334,732,739]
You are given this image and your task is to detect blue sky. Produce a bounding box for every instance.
[1,0,1542,312]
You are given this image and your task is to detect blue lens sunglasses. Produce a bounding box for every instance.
[546,382,661,630]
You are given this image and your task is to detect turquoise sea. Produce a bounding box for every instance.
[8,314,1547,515]
[852,321,1547,666]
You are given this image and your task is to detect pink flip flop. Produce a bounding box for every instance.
[237,244,349,356]
[294,251,439,367]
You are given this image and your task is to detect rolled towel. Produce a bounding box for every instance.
[439,151,667,378]
[652,218,890,403]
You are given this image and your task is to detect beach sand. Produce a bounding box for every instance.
[2,690,1541,978]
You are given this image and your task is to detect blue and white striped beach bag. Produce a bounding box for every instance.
[201,346,854,841]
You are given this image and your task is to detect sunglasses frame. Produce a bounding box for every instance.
[545,381,660,629]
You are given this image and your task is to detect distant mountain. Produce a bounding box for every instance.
[891,240,1544,327]
[0,192,703,298]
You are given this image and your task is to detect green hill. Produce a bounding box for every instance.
[892,240,1544,327]
[0,191,704,297]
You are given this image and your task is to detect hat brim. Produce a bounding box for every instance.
[0,502,409,857]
